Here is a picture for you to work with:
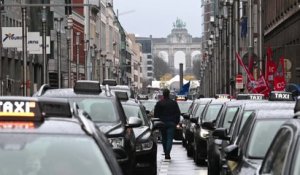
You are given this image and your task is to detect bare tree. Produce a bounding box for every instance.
[153,56,172,80]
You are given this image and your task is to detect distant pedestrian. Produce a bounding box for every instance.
[154,89,181,160]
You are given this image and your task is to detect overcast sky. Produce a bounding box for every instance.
[113,0,203,38]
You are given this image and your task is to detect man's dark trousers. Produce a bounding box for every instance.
[161,121,176,156]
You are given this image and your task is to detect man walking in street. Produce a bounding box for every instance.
[154,89,181,160]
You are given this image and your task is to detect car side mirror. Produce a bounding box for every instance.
[224,144,239,161]
[183,113,190,119]
[213,128,230,141]
[126,117,142,128]
[153,120,165,130]
[201,121,215,131]
[190,117,199,123]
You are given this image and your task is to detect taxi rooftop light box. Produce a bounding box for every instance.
[0,98,72,122]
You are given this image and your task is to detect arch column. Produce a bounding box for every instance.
[185,48,192,73]
[168,48,174,68]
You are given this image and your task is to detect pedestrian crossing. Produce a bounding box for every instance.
[157,142,207,175]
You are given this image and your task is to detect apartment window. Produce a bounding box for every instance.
[147,61,152,64]
[147,55,152,59]
[147,73,153,77]
[147,67,152,71]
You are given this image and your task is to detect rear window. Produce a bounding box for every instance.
[0,134,112,175]
[72,98,117,122]
[247,120,285,158]
[203,104,223,122]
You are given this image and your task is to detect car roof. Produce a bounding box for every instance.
[41,88,114,99]
[193,98,213,104]
[244,101,295,110]
[225,100,267,107]
[209,99,232,105]
[0,119,89,135]
[254,109,294,120]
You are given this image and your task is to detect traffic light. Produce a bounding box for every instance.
[65,0,72,15]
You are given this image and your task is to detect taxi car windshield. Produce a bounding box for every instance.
[141,101,156,111]
[178,102,192,113]
[223,107,239,129]
[240,111,254,129]
[203,104,222,122]
[0,134,112,175]
[123,105,146,125]
[247,120,285,159]
[71,98,117,122]
[195,105,206,117]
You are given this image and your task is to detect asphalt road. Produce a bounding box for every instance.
[157,142,208,175]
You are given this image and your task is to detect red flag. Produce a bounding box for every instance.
[265,47,277,82]
[274,56,286,91]
[247,75,270,95]
[235,52,255,82]
[248,56,254,74]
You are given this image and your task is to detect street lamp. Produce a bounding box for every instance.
[66,17,73,88]
[76,32,80,81]
[41,6,47,84]
[54,17,63,88]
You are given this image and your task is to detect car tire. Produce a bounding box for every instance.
[182,138,186,147]
[186,141,193,157]
[142,148,157,175]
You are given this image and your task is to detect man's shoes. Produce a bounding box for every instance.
[165,155,171,160]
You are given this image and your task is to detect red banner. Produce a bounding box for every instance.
[236,52,270,96]
[274,56,286,91]
[265,47,277,82]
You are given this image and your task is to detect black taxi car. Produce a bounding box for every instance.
[259,115,300,175]
[258,97,300,175]
[0,97,122,175]
[212,92,295,174]
[34,81,141,175]
[121,98,163,175]
[192,98,231,164]
[224,109,294,175]
[186,98,213,158]
[206,94,264,175]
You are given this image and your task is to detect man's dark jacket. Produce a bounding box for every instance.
[154,97,181,124]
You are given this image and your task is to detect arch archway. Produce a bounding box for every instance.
[158,51,169,63]
[174,51,186,70]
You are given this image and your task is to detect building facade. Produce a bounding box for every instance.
[264,0,300,84]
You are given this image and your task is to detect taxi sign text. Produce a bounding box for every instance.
[249,95,263,100]
[0,101,36,117]
[274,93,290,100]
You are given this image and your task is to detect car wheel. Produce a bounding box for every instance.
[186,141,193,157]
[141,149,157,175]
[182,138,186,147]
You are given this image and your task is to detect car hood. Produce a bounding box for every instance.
[96,122,124,135]
[133,126,150,140]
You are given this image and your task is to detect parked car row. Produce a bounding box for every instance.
[0,80,166,175]
[181,91,299,175]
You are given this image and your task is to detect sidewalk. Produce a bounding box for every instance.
[157,142,207,175]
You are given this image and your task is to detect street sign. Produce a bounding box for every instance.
[235,74,243,89]
[2,27,22,48]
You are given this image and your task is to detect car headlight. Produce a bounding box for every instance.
[108,137,124,149]
[136,140,153,152]
[200,129,209,138]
